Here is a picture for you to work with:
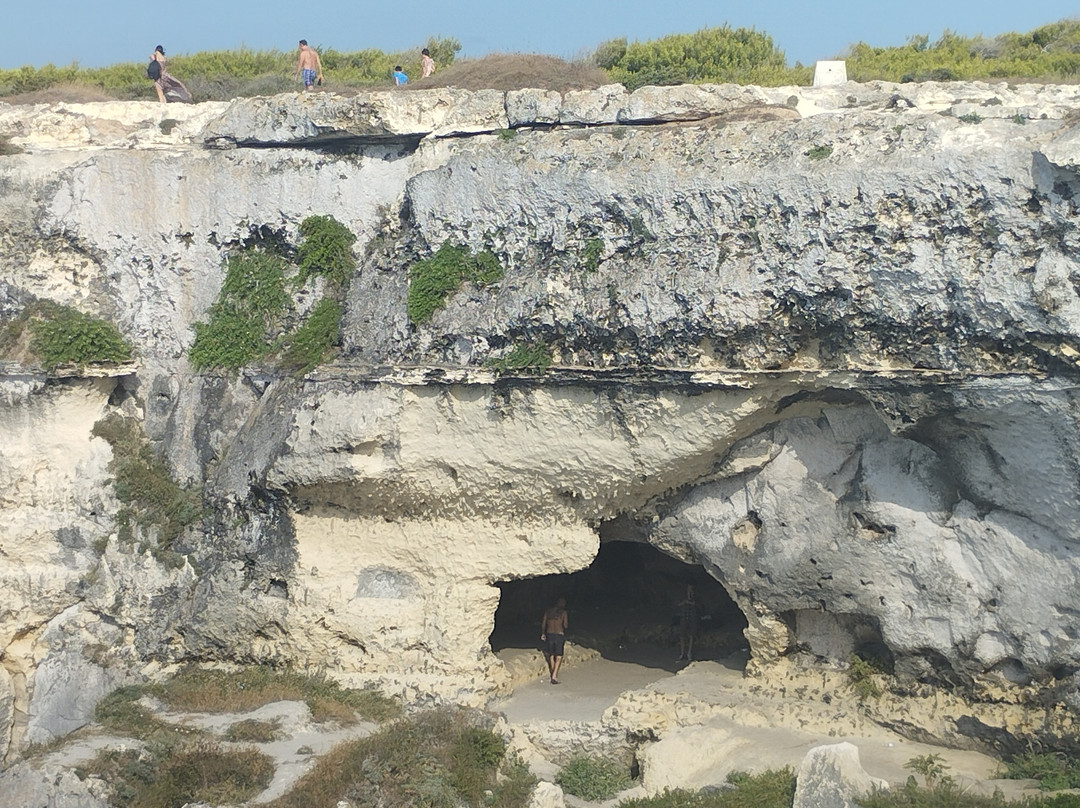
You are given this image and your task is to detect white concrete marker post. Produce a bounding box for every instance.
[814,61,848,87]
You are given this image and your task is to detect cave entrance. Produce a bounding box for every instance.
[489,541,748,671]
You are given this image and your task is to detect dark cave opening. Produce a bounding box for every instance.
[489,541,749,670]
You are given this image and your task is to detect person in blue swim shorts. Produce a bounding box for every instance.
[294,40,323,90]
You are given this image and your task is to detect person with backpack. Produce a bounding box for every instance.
[146,45,192,103]
[147,45,167,103]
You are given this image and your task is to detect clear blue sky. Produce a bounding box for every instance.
[6,1,1078,70]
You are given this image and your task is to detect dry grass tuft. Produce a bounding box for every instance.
[81,740,274,808]
[270,707,535,808]
[407,53,611,92]
[225,718,281,743]
[150,666,400,724]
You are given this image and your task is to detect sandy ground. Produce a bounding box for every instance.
[491,643,1040,801]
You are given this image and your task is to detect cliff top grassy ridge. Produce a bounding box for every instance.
[2,20,1078,104]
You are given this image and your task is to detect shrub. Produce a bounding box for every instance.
[280,297,342,376]
[8,302,133,371]
[556,754,632,802]
[593,38,629,70]
[91,413,203,550]
[484,341,552,374]
[188,250,288,370]
[1002,752,1080,791]
[958,112,983,124]
[847,654,884,701]
[270,708,531,808]
[407,242,504,324]
[721,769,797,808]
[187,307,270,370]
[857,777,1080,806]
[494,755,539,808]
[296,214,357,288]
[594,26,798,90]
[844,21,1080,83]
[449,726,509,803]
[805,145,833,160]
[905,753,950,788]
[617,768,796,807]
[188,218,358,375]
[1031,797,1080,808]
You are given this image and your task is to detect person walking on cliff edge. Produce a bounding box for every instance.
[294,40,323,90]
[541,598,569,684]
[146,45,192,104]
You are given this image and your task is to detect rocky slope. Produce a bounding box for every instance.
[1,78,1079,766]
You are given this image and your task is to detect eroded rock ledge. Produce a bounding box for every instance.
[1,80,1080,765]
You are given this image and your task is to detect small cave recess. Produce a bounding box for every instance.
[490,540,748,667]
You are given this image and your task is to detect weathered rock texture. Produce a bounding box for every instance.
[2,79,1080,764]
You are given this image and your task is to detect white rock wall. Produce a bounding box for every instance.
[1,82,1080,763]
[0,375,117,758]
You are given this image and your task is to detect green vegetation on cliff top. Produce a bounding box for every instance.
[843,21,1080,83]
[2,20,1078,102]
[0,36,461,101]
[594,27,796,90]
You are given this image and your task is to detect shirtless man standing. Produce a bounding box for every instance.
[294,40,323,90]
[541,598,569,684]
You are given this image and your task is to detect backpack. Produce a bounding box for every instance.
[147,60,161,80]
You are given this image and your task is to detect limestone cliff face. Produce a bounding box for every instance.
[1,80,1080,762]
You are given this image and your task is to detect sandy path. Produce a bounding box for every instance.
[493,658,676,722]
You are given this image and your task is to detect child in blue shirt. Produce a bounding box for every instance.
[392,66,408,85]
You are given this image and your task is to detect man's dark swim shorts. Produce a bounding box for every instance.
[545,633,565,657]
